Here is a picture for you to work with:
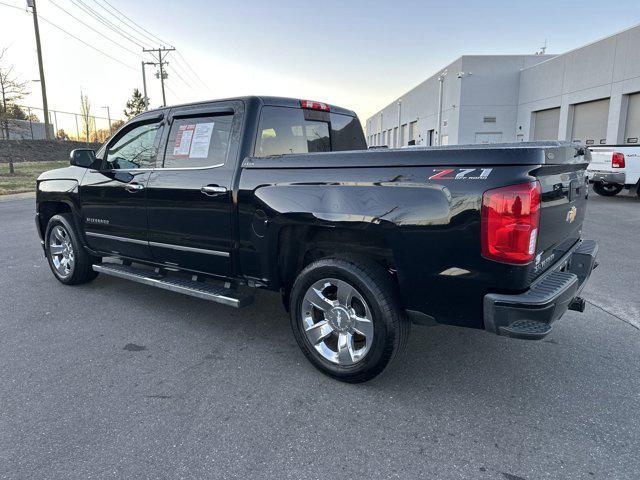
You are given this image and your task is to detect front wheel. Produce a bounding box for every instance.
[45,213,100,285]
[289,256,409,383]
[592,182,623,196]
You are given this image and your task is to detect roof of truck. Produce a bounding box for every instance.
[144,96,358,117]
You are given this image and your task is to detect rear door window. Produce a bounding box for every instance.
[255,106,365,157]
[162,114,233,168]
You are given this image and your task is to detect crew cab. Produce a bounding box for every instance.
[35,96,598,382]
[587,145,640,196]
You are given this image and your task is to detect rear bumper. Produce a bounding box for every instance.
[588,170,625,184]
[483,239,598,340]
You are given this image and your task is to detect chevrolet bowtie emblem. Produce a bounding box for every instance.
[566,206,577,223]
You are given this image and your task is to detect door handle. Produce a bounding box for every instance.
[125,183,145,193]
[201,185,227,196]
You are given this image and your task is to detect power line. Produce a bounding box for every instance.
[92,0,172,48]
[0,0,137,71]
[49,0,143,58]
[86,0,159,48]
[38,14,137,71]
[166,65,193,89]
[0,1,25,11]
[69,0,151,49]
[175,51,209,90]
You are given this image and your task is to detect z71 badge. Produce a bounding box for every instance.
[429,168,493,180]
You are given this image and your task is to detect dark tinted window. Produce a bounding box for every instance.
[255,107,330,156]
[105,122,162,169]
[330,113,367,150]
[254,106,367,157]
[163,114,233,168]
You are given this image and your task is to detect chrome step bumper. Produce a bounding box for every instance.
[93,263,254,308]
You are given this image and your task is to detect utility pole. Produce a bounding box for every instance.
[143,47,175,107]
[27,0,51,139]
[141,61,155,110]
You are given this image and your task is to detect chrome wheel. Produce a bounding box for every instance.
[301,278,374,366]
[49,225,75,278]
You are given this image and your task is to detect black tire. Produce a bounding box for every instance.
[45,213,100,285]
[289,255,409,383]
[592,182,623,196]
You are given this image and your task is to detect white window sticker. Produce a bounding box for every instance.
[173,124,195,157]
[189,122,215,158]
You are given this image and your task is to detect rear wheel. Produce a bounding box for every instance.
[289,256,409,383]
[45,214,100,285]
[592,182,623,196]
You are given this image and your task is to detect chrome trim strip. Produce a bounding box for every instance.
[97,163,225,173]
[85,232,230,257]
[86,231,148,245]
[149,241,229,257]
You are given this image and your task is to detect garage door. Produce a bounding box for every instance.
[533,107,560,141]
[571,98,610,145]
[625,92,640,144]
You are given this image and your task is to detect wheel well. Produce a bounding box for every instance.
[277,226,396,292]
[39,202,72,233]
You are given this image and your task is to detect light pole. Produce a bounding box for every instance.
[102,106,112,135]
[141,61,155,110]
[436,69,447,146]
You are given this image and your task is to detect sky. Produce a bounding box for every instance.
[0,0,639,134]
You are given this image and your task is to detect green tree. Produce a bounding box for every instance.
[124,88,146,119]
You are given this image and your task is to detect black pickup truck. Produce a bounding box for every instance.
[35,96,598,382]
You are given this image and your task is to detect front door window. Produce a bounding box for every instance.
[104,122,162,170]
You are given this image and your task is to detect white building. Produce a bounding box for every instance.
[366,24,640,148]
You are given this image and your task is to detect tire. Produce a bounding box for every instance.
[592,182,623,196]
[289,255,410,383]
[45,213,100,285]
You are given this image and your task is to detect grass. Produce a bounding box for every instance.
[0,160,69,195]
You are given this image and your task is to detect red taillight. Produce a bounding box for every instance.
[300,99,330,111]
[612,152,625,168]
[481,181,541,265]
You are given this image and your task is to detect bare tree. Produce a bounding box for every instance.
[80,91,93,143]
[0,47,30,140]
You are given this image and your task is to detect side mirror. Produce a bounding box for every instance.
[70,149,96,168]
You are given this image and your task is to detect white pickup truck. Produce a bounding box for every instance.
[587,145,640,196]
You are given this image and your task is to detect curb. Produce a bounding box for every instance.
[0,191,36,203]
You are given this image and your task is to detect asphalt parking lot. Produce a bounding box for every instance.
[1,191,639,480]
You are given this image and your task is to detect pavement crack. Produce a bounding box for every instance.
[586,300,640,332]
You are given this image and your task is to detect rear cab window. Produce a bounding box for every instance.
[254,106,366,157]
[162,114,233,168]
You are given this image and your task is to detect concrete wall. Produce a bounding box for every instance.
[457,55,550,144]
[366,55,552,146]
[0,140,101,163]
[516,24,640,143]
[366,57,463,147]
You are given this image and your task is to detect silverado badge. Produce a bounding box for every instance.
[566,206,577,223]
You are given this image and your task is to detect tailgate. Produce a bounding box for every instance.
[587,147,614,172]
[532,162,589,280]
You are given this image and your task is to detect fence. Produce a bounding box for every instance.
[0,104,125,143]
